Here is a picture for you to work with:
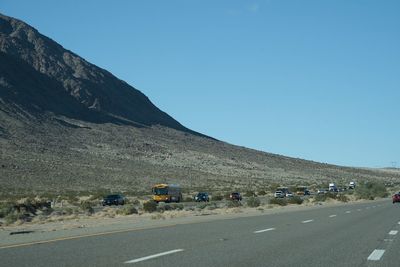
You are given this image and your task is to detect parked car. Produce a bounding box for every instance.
[194,192,209,202]
[392,193,400,204]
[274,191,285,198]
[317,189,327,195]
[285,192,294,198]
[102,194,125,206]
[230,192,242,201]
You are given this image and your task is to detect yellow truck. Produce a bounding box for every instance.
[152,183,182,203]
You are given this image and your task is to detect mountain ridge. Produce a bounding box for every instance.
[0,13,203,135]
[0,13,398,195]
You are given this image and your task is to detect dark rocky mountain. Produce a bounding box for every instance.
[0,13,398,196]
[0,13,197,132]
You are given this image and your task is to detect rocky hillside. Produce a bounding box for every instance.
[0,13,399,196]
[0,13,197,133]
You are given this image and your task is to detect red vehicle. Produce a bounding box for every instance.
[392,193,400,203]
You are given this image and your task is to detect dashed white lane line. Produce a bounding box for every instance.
[329,215,337,218]
[345,211,351,214]
[357,209,362,211]
[389,230,398,235]
[302,219,314,224]
[366,207,370,209]
[367,249,385,261]
[124,249,184,264]
[254,228,276,234]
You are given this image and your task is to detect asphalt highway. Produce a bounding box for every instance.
[1,199,399,267]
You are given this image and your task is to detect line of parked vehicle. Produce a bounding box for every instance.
[100,181,358,207]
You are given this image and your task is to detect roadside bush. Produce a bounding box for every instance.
[288,196,303,205]
[4,210,29,225]
[206,202,218,210]
[80,201,94,215]
[355,181,388,200]
[337,194,349,202]
[196,203,208,210]
[314,194,327,202]
[183,197,193,202]
[247,197,261,207]
[143,200,157,213]
[0,202,14,218]
[245,190,256,197]
[226,200,242,208]
[130,199,140,206]
[257,190,267,196]
[157,203,184,212]
[116,205,138,215]
[269,198,287,206]
[212,195,224,201]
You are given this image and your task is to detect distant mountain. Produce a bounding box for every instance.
[0,13,197,133]
[1,13,398,195]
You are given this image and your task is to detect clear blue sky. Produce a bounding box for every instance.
[2,0,399,168]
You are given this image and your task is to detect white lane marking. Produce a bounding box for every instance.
[125,249,184,264]
[357,209,362,211]
[345,211,351,214]
[367,249,385,261]
[398,221,400,225]
[389,230,398,235]
[366,207,370,209]
[329,215,337,218]
[302,219,314,223]
[254,228,276,234]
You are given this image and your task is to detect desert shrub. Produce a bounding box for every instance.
[245,190,256,197]
[269,198,287,206]
[4,210,29,224]
[212,194,224,201]
[40,207,53,216]
[223,192,232,200]
[143,200,157,213]
[63,207,77,215]
[337,194,349,202]
[128,199,140,206]
[247,197,261,207]
[206,202,218,210]
[197,203,208,210]
[314,194,327,202]
[183,197,193,202]
[355,181,388,200]
[326,192,337,199]
[116,205,138,215]
[288,196,303,205]
[80,201,94,215]
[226,200,242,208]
[257,190,267,196]
[171,203,184,210]
[0,202,14,218]
[62,193,79,205]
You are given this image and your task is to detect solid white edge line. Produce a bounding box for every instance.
[254,228,276,234]
[329,215,337,218]
[367,249,385,261]
[389,230,398,235]
[125,249,184,264]
[302,219,314,223]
